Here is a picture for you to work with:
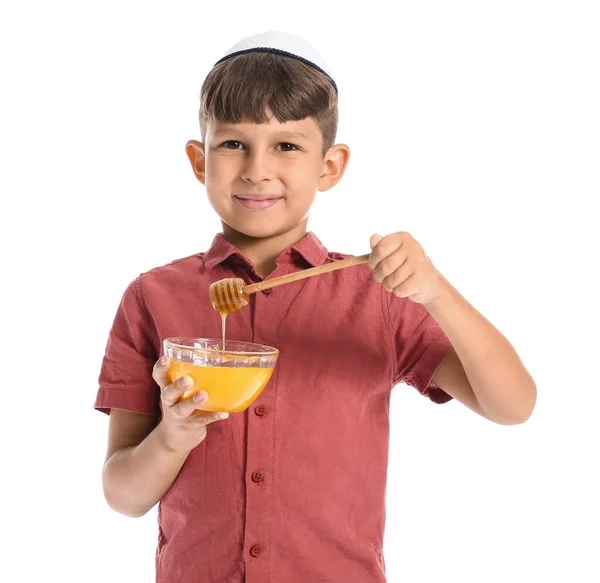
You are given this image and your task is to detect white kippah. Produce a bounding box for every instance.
[214,30,337,92]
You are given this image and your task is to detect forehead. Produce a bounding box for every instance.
[207,112,321,142]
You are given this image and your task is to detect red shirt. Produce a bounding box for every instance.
[96,232,453,583]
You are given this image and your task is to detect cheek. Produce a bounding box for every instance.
[284,160,322,190]
[206,153,241,177]
[204,171,231,210]
[204,160,236,197]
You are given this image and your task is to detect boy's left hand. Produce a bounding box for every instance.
[368,232,445,305]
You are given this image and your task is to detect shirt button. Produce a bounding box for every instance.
[261,288,272,295]
[251,471,264,483]
[254,405,267,417]
[249,544,262,557]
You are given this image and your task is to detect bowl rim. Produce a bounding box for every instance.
[163,337,279,357]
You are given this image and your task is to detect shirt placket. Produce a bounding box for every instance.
[243,285,277,582]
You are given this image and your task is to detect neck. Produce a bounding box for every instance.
[222,221,309,278]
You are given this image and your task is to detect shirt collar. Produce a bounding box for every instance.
[289,232,328,267]
[203,232,328,272]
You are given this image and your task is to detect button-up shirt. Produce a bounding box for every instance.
[95,232,453,583]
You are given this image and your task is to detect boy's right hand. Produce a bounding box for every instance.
[152,356,229,454]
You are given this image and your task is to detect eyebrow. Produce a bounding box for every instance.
[277,131,309,140]
[212,128,309,140]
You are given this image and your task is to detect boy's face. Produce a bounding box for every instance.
[186,111,349,241]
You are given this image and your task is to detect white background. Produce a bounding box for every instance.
[1,1,598,581]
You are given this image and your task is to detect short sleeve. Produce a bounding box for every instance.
[94,277,161,416]
[383,286,454,404]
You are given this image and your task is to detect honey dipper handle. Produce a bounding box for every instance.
[245,253,370,295]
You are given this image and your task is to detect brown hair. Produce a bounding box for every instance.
[199,52,338,155]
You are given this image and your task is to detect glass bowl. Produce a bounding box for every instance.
[162,337,279,413]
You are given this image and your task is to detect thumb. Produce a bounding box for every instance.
[370,233,383,250]
[153,355,173,390]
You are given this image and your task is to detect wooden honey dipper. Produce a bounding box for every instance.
[210,253,370,314]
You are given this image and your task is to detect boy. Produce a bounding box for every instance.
[96,31,536,583]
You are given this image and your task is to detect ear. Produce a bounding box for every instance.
[185,140,206,184]
[318,144,351,192]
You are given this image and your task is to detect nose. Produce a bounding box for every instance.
[240,149,275,183]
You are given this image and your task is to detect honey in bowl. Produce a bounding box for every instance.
[163,338,278,413]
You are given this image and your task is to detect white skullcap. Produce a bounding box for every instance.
[214,30,337,92]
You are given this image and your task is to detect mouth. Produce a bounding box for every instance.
[233,194,283,210]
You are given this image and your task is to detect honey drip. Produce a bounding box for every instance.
[221,312,227,350]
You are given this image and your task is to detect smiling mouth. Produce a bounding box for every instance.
[234,194,283,210]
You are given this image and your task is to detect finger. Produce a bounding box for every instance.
[195,410,230,425]
[152,355,172,390]
[392,272,419,298]
[161,375,196,407]
[382,261,414,292]
[172,398,230,424]
[367,235,403,270]
[169,389,211,419]
[369,233,383,250]
[372,248,408,284]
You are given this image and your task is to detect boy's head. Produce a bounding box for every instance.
[200,30,338,156]
[186,31,350,242]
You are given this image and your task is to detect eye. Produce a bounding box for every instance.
[278,142,300,152]
[220,140,244,149]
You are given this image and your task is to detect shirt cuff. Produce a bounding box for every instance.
[401,334,454,404]
[94,386,161,416]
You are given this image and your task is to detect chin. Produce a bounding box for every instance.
[225,221,282,240]
[226,218,302,240]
